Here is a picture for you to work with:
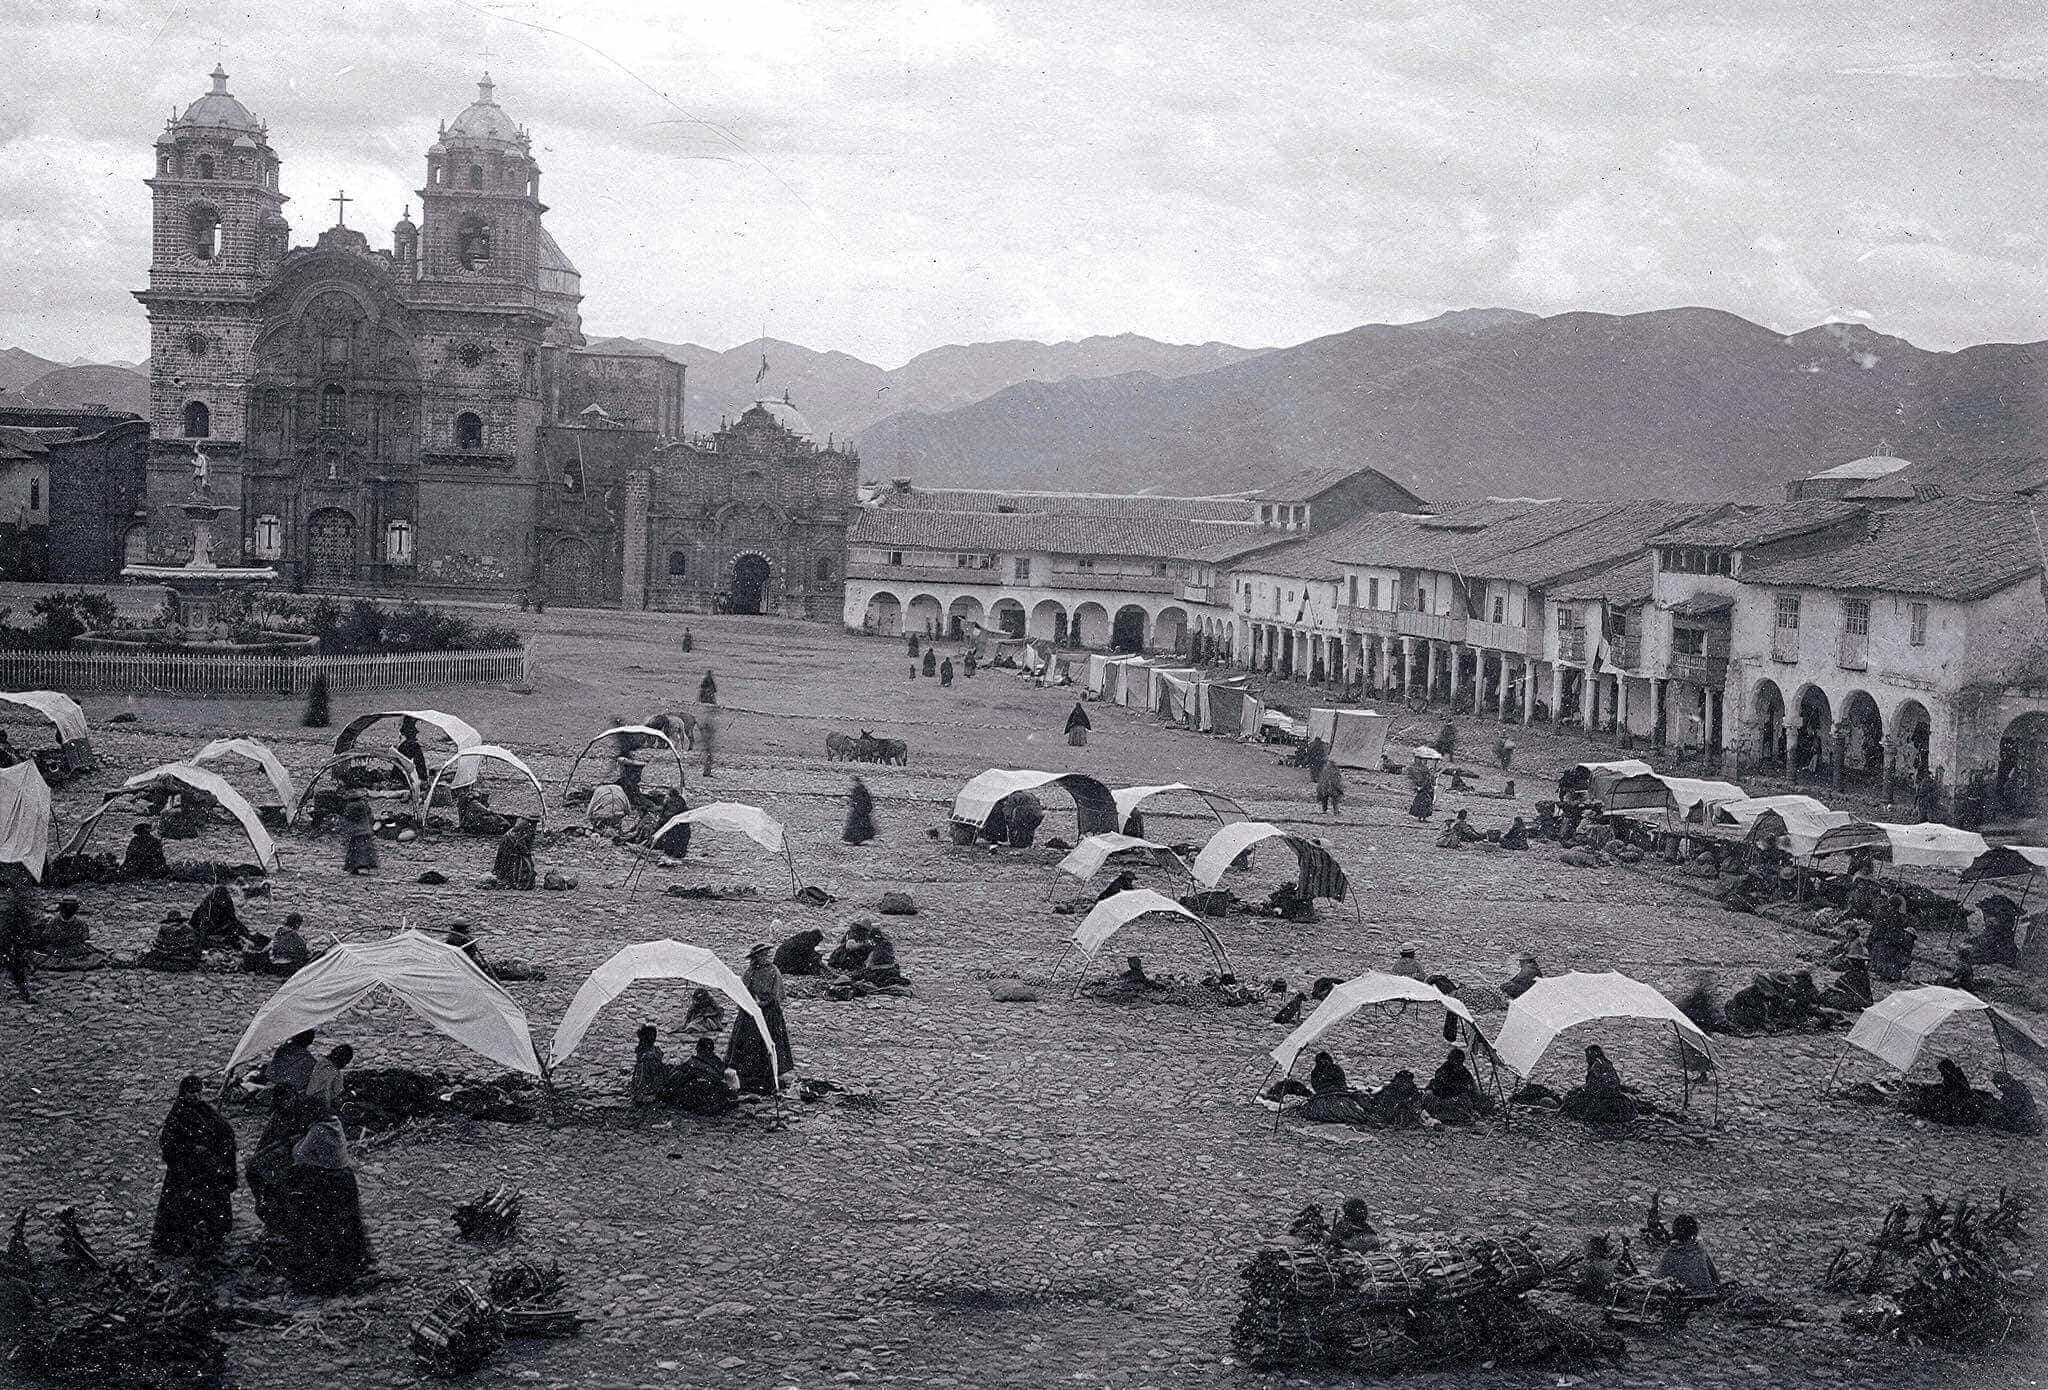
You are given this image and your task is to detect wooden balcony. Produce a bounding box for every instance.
[1396,609,1465,642]
[1465,619,1545,656]
[1838,631,1869,671]
[1666,653,1730,688]
[1338,604,1396,634]
[1179,583,1220,606]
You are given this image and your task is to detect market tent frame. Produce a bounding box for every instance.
[192,736,298,810]
[1265,972,1492,1099]
[950,768,1120,839]
[422,745,549,829]
[1112,782,1247,831]
[649,801,800,894]
[1054,832,1182,883]
[548,939,775,1089]
[335,709,484,788]
[1701,793,1831,840]
[0,690,93,770]
[62,761,280,873]
[561,725,687,800]
[291,751,425,825]
[1190,821,1351,906]
[1962,844,2048,910]
[1558,758,1654,805]
[1830,984,2048,1083]
[1860,822,1991,871]
[0,760,52,881]
[1050,888,1233,985]
[1491,970,1718,1118]
[1748,806,1887,862]
[1306,707,1387,770]
[224,929,540,1076]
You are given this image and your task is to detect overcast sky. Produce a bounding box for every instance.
[1,0,2041,365]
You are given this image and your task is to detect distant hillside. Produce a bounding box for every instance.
[582,332,1266,442]
[0,348,66,394]
[3,363,150,414]
[852,308,2046,501]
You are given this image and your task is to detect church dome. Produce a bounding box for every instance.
[179,65,262,133]
[746,399,813,438]
[445,73,523,143]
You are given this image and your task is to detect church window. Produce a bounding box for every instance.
[469,164,484,189]
[458,217,492,269]
[455,412,484,449]
[182,401,210,438]
[668,550,688,576]
[188,205,222,260]
[385,519,414,563]
[253,514,282,559]
[194,154,214,180]
[455,341,485,369]
[815,556,833,581]
[319,385,346,430]
[183,331,210,359]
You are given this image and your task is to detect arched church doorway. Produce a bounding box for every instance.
[543,538,599,607]
[731,554,771,615]
[305,509,355,584]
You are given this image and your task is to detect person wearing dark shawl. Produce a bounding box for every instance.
[1315,760,1345,814]
[1093,869,1138,905]
[123,821,168,878]
[1434,721,1458,758]
[1989,1070,2043,1135]
[939,657,954,687]
[1500,953,1542,999]
[1655,1215,1722,1297]
[1308,1051,1350,1094]
[1910,1057,1983,1126]
[774,926,827,975]
[339,792,378,874]
[1407,779,1436,821]
[152,1075,237,1262]
[727,942,794,1094]
[1329,1199,1381,1252]
[827,921,873,972]
[492,817,538,890]
[843,777,876,845]
[1362,1070,1425,1127]
[282,1118,372,1292]
[189,882,249,950]
[962,649,977,677]
[247,1029,319,1231]
[698,671,718,705]
[1426,1047,1478,1101]
[671,1037,739,1114]
[853,927,907,987]
[395,716,430,786]
[1065,701,1091,741]
[921,649,937,677]
[1559,1043,1636,1123]
[647,787,692,856]
[1499,816,1529,850]
[630,1024,671,1107]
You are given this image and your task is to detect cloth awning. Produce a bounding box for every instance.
[1750,806,1886,860]
[1305,708,1387,770]
[950,769,1120,837]
[0,690,89,745]
[1112,782,1247,827]
[63,761,279,872]
[424,745,548,828]
[548,940,771,1084]
[292,751,423,824]
[1270,972,1482,1078]
[654,800,786,854]
[1490,970,1713,1078]
[1056,832,1177,881]
[193,737,298,809]
[563,725,687,795]
[1867,822,1990,870]
[224,929,540,1075]
[1711,794,1830,829]
[0,760,52,881]
[1069,888,1222,965]
[1190,821,1349,901]
[1842,985,2048,1075]
[1654,777,1746,820]
[1966,845,2048,880]
[335,709,484,788]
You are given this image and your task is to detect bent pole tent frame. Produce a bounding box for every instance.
[421,745,550,831]
[290,750,424,826]
[561,725,688,801]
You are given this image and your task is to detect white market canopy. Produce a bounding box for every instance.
[1490,970,1713,1078]
[1056,832,1178,881]
[224,929,541,1076]
[0,760,52,881]
[562,725,687,796]
[1190,821,1350,902]
[1066,888,1228,974]
[63,761,279,873]
[1864,822,1991,870]
[193,736,298,809]
[335,709,484,787]
[548,940,773,1086]
[1841,985,2048,1076]
[0,690,90,747]
[1111,782,1247,828]
[1306,707,1387,770]
[1269,972,1483,1078]
[653,801,786,854]
[292,750,424,824]
[1750,805,1887,861]
[1657,777,1747,815]
[1710,793,1830,830]
[423,745,548,828]
[950,768,1120,837]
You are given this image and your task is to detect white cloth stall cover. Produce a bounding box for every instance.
[1868,822,1990,870]
[950,769,1120,837]
[563,726,687,794]
[62,762,279,873]
[0,760,51,880]
[335,710,485,788]
[652,801,787,853]
[1056,832,1176,881]
[1112,782,1248,828]
[1239,695,1265,740]
[548,940,772,1086]
[193,737,298,809]
[224,930,541,1075]
[1842,984,2048,1074]
[1146,667,1196,713]
[1270,972,1483,1077]
[1490,970,1713,1078]
[1069,888,1223,966]
[1320,709,1387,770]
[1751,806,1886,861]
[423,745,549,827]
[0,690,91,747]
[1710,794,1830,830]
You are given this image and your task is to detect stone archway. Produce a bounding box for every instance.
[947,594,986,638]
[1111,604,1147,654]
[1892,699,1932,777]
[906,594,943,637]
[730,553,771,615]
[989,598,1026,638]
[1794,684,1833,773]
[864,590,903,636]
[1152,605,1188,653]
[1840,690,1884,783]
[1999,712,2048,817]
[1029,599,1067,643]
[1753,678,1786,767]
[1072,602,1109,649]
[305,508,355,584]
[543,537,600,607]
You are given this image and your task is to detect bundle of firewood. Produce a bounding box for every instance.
[489,1259,591,1340]
[453,1186,523,1241]
[1232,1211,1622,1373]
[411,1281,503,1379]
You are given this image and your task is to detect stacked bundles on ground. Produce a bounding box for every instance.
[1830,1189,2036,1346]
[1231,1218,1622,1373]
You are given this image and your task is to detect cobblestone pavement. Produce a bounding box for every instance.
[2,608,2040,1389]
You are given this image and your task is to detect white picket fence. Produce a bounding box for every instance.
[0,646,529,697]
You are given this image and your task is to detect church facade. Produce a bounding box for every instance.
[131,67,853,611]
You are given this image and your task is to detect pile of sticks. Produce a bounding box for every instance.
[453,1186,523,1241]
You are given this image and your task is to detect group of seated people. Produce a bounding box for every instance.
[631,1024,741,1114]
[139,886,322,974]
[771,920,910,994]
[1433,809,1531,851]
[1904,1056,2042,1134]
[1275,1044,1493,1128]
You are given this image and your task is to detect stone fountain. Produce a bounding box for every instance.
[118,444,279,632]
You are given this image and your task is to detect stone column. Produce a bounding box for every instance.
[1522,659,1534,725]
[1448,643,1461,707]
[619,469,650,610]
[1582,669,1597,730]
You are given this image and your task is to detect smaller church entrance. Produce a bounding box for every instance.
[306,509,355,584]
[731,554,771,615]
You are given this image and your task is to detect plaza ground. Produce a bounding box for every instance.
[1,604,2040,1390]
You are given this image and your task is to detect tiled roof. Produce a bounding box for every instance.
[872,487,1259,523]
[1554,554,1656,605]
[1651,501,1867,548]
[0,426,70,462]
[1461,500,1702,586]
[847,506,1275,562]
[1740,497,2044,601]
[1844,455,2048,502]
[1233,510,1436,579]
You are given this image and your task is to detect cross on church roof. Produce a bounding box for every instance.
[331,189,351,226]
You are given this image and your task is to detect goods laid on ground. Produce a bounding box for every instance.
[337,1068,539,1133]
[411,1262,589,1378]
[1828,1190,2035,1346]
[1230,1210,1623,1373]
[453,1186,523,1241]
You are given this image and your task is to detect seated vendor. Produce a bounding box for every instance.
[1909,1057,1984,1126]
[1654,1214,1722,1297]
[827,921,875,972]
[774,927,827,976]
[1328,1198,1380,1252]
[853,927,908,987]
[268,913,313,972]
[1093,869,1139,905]
[1989,1071,2044,1136]
[1499,816,1529,850]
[630,1024,671,1107]
[39,896,89,954]
[123,822,169,878]
[681,987,726,1034]
[189,883,249,950]
[670,1037,740,1114]
[1426,1046,1478,1101]
[1500,953,1542,999]
[1308,1050,1351,1094]
[1558,1044,1636,1124]
[585,782,633,834]
[140,910,202,970]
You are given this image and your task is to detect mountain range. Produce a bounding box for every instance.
[12,306,2044,502]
